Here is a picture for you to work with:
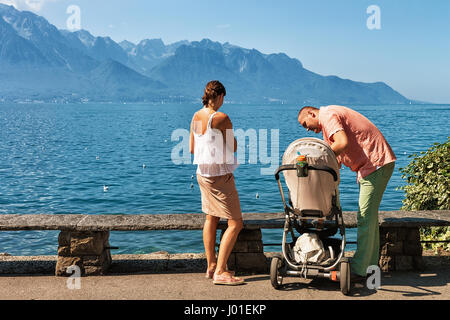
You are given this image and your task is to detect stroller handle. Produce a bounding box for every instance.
[274,164,338,182]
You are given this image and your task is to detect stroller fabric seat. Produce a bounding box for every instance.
[282,138,340,217]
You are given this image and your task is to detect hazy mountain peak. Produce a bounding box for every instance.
[73,29,96,47]
[223,41,243,52]
[1,4,57,41]
[138,38,165,47]
[119,40,136,51]
[191,38,224,52]
[0,3,15,13]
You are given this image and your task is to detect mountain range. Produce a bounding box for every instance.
[0,4,411,104]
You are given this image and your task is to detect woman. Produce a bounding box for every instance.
[189,80,244,285]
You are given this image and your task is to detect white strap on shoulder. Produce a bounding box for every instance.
[207,112,217,129]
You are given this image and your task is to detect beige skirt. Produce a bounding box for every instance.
[197,173,242,220]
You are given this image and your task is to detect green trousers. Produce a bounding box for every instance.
[350,162,395,276]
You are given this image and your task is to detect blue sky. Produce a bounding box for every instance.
[3,0,450,103]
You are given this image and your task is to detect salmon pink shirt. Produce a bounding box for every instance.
[318,105,396,182]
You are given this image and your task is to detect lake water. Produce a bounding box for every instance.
[0,103,448,255]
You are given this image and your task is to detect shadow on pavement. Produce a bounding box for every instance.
[374,269,449,297]
[246,268,449,298]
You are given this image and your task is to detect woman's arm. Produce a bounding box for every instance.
[220,115,237,153]
[189,117,195,154]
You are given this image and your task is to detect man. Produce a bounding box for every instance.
[297,105,396,281]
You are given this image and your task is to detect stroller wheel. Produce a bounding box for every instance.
[339,259,351,295]
[270,257,284,289]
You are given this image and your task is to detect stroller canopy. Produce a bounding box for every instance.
[282,138,340,217]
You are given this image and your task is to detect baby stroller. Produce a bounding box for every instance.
[270,137,351,295]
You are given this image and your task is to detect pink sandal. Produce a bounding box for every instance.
[212,272,244,285]
[206,269,235,279]
[205,266,235,279]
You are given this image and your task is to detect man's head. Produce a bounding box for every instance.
[297,106,321,134]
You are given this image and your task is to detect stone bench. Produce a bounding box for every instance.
[0,210,449,276]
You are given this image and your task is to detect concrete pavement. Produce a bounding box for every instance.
[0,251,449,300]
[0,268,449,300]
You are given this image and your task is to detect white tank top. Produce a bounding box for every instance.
[193,111,239,177]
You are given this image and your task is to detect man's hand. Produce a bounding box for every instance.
[330,130,348,156]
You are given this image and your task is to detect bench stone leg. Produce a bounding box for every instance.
[55,231,112,276]
[220,228,268,273]
[379,227,426,272]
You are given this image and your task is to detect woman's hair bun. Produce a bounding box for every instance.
[202,80,226,106]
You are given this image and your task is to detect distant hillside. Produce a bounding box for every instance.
[0,3,411,104]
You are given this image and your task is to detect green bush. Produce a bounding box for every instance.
[399,137,450,252]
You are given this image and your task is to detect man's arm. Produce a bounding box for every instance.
[330,130,348,156]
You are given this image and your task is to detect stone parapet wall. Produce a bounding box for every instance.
[50,226,430,276]
[1,210,449,276]
[379,227,426,272]
[55,231,111,276]
[221,228,268,273]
